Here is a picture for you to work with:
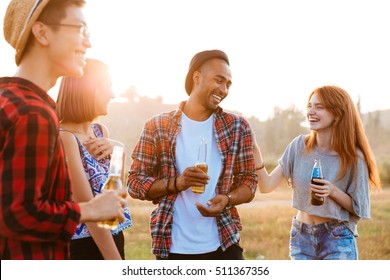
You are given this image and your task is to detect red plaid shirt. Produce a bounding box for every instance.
[128,102,257,258]
[0,77,80,259]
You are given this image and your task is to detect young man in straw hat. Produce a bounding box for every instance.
[0,0,127,260]
[128,50,258,260]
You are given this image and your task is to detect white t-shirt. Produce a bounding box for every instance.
[171,113,222,254]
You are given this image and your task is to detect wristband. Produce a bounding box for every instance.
[173,176,180,193]
[165,178,173,194]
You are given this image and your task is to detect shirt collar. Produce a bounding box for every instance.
[1,76,56,109]
[173,101,223,122]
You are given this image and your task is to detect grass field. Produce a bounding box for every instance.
[123,186,390,260]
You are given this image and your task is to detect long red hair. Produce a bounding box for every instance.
[305,85,380,190]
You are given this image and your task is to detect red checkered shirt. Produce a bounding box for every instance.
[0,77,80,259]
[128,102,257,258]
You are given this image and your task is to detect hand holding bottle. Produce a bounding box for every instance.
[310,178,335,200]
[192,138,208,194]
[98,146,125,229]
[310,159,324,205]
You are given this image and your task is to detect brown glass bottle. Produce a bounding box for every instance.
[310,159,325,206]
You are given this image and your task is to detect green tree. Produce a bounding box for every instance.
[263,105,308,157]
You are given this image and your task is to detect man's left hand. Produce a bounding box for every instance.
[195,194,229,217]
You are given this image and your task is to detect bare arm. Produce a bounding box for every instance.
[60,131,123,259]
[252,131,286,193]
[256,165,286,193]
[84,123,125,161]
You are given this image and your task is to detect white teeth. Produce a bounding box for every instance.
[213,94,222,101]
[76,51,86,62]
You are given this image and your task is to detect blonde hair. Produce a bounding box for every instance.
[56,58,109,123]
[305,85,381,190]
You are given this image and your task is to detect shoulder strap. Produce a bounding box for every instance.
[59,128,83,146]
[91,123,104,138]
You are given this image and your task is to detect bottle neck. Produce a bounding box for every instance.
[108,173,121,178]
[109,146,124,176]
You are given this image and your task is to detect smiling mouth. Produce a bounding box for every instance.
[308,116,319,122]
[212,94,222,102]
[76,51,86,62]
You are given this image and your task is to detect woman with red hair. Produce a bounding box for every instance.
[253,85,380,260]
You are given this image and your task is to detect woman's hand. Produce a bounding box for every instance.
[84,138,124,160]
[311,178,356,214]
[310,179,335,198]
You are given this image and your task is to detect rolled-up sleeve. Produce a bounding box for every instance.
[347,156,371,219]
[233,119,257,200]
[127,119,159,200]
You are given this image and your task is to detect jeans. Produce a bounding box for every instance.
[289,217,358,260]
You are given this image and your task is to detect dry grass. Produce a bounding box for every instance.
[357,189,390,259]
[123,186,390,260]
[123,200,155,260]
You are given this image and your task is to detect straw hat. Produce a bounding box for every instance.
[4,0,51,66]
[184,49,230,96]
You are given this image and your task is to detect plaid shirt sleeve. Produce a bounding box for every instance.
[0,111,80,242]
[1,81,80,259]
[231,117,257,198]
[215,112,257,197]
[127,112,177,258]
[215,111,258,251]
[127,116,161,200]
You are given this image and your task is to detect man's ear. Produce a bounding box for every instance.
[193,70,200,87]
[30,21,50,46]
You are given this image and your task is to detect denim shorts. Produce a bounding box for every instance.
[289,217,358,260]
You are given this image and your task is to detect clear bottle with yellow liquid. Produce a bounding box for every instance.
[97,145,124,230]
[192,138,208,194]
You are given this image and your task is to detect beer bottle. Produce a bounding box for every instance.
[192,138,208,194]
[97,146,124,230]
[310,159,325,206]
